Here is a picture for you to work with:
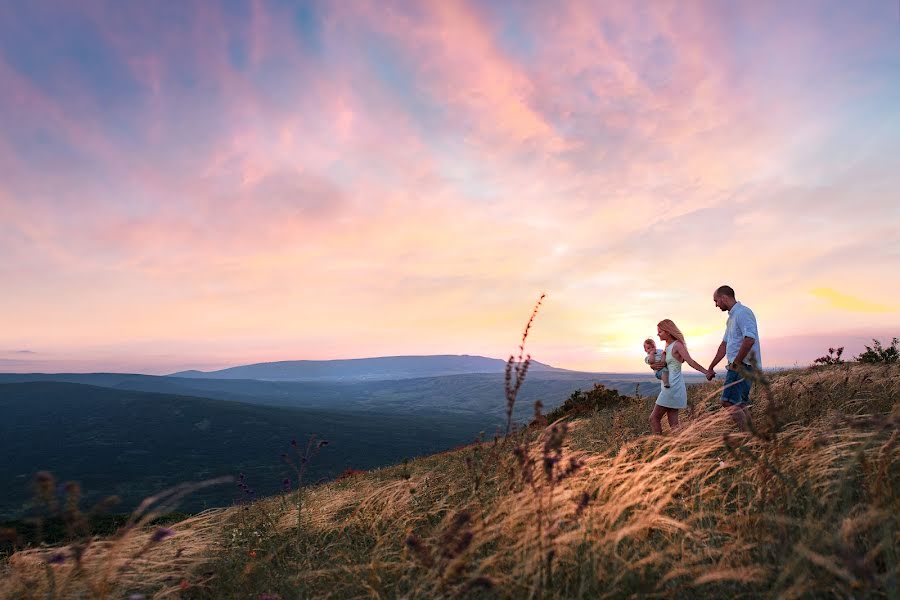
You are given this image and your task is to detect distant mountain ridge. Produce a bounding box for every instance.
[169,354,568,381]
[0,370,671,420]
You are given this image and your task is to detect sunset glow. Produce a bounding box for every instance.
[2,1,899,373]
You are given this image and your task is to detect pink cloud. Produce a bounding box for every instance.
[1,1,898,372]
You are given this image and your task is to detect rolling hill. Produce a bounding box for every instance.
[168,354,568,381]
[0,370,674,419]
[0,365,683,518]
[0,382,499,519]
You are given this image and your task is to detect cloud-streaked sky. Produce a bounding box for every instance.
[1,1,899,374]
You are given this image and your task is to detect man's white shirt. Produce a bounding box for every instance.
[724,301,762,368]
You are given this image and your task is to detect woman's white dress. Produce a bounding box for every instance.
[655,342,687,409]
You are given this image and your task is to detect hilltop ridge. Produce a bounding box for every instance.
[169,354,569,381]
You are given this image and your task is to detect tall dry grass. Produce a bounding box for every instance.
[182,362,896,599]
[2,355,897,598]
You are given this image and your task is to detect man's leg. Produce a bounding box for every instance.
[721,368,751,431]
[720,400,748,431]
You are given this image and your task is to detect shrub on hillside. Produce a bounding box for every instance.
[812,346,844,366]
[856,337,899,364]
[545,383,630,423]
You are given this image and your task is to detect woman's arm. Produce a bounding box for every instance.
[673,342,710,376]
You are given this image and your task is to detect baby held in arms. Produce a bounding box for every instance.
[644,338,670,388]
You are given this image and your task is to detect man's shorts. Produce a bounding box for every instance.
[722,364,753,405]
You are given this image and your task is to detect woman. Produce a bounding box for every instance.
[649,319,710,434]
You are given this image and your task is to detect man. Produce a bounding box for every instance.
[706,285,761,431]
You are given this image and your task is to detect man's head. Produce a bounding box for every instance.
[643,338,656,353]
[713,285,736,311]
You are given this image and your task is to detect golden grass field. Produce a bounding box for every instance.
[2,362,898,599]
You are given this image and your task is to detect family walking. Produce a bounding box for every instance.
[645,285,761,434]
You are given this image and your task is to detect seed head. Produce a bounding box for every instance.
[151,527,174,543]
[405,534,434,568]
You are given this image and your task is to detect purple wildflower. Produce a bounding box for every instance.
[48,551,66,565]
[151,527,174,543]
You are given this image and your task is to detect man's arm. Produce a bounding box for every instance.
[732,336,755,366]
[708,341,726,371]
[732,309,758,367]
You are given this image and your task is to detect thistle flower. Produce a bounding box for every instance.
[574,490,592,518]
[47,551,66,565]
[449,531,474,558]
[32,471,57,508]
[151,527,174,543]
[405,534,434,568]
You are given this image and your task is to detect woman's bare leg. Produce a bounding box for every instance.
[650,404,666,434]
[666,408,679,429]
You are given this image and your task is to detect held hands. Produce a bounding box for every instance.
[705,368,715,381]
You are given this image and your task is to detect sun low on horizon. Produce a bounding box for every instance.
[1,1,899,375]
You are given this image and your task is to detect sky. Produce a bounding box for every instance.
[1,1,899,374]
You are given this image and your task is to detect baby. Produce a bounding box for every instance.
[643,338,670,388]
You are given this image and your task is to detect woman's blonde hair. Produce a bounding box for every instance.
[657,319,686,347]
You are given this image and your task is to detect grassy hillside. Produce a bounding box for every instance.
[1,364,897,599]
